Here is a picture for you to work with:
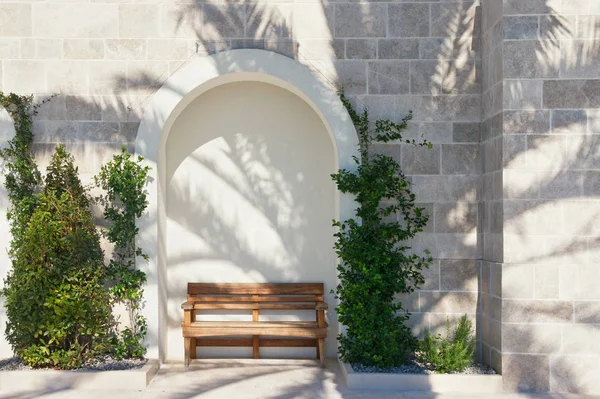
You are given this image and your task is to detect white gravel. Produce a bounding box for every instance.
[0,355,147,371]
[352,359,497,375]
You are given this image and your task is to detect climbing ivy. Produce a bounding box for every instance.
[95,147,151,360]
[332,92,433,368]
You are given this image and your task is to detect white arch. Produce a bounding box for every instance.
[135,49,359,361]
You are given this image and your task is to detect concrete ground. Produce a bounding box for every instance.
[0,359,596,399]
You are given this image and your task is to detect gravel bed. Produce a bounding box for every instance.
[0,356,147,371]
[351,359,496,375]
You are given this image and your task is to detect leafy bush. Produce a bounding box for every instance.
[417,315,476,373]
[2,145,113,369]
[95,147,150,360]
[332,93,432,368]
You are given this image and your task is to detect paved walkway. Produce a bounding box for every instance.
[0,359,596,399]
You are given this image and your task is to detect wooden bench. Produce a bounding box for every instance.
[181,283,329,367]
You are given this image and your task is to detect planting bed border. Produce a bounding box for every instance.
[0,359,158,392]
[339,359,503,393]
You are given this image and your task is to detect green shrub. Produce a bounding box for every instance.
[417,315,476,373]
[2,145,113,369]
[332,92,432,368]
[94,147,150,359]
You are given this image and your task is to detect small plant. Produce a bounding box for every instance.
[95,146,151,360]
[417,314,476,373]
[332,92,432,368]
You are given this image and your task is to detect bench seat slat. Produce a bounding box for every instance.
[182,326,327,338]
[197,338,317,347]
[188,283,324,295]
[189,295,319,303]
[188,321,321,328]
[191,303,317,310]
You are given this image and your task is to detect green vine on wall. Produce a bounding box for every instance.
[95,147,151,360]
[332,92,433,368]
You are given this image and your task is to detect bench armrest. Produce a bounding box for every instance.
[316,302,328,310]
[181,301,195,310]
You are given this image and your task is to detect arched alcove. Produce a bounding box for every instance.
[135,49,358,362]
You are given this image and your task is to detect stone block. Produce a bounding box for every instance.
[488,201,503,235]
[345,39,376,60]
[78,122,121,142]
[502,324,562,354]
[33,95,66,121]
[0,39,19,58]
[503,0,561,15]
[422,95,481,122]
[292,4,332,40]
[89,61,127,96]
[502,263,534,299]
[503,16,539,40]
[503,200,562,236]
[21,39,61,59]
[368,61,409,95]
[296,39,343,60]
[503,110,550,134]
[535,265,559,299]
[46,60,89,95]
[503,299,573,323]
[525,134,566,172]
[35,3,117,38]
[434,202,477,234]
[543,80,600,109]
[0,4,31,37]
[431,2,478,38]
[401,144,440,175]
[378,39,419,60]
[419,37,478,60]
[388,4,429,38]
[32,121,78,144]
[503,170,539,200]
[503,79,543,110]
[503,354,550,392]
[562,325,600,354]
[119,4,159,38]
[562,0,600,14]
[503,40,560,79]
[405,312,429,339]
[441,144,479,175]
[567,134,600,170]
[411,59,480,95]
[560,264,600,300]
[331,60,366,95]
[65,96,102,121]
[577,16,600,39]
[584,171,600,196]
[503,134,527,169]
[3,60,45,94]
[147,39,188,60]
[412,175,479,202]
[539,170,582,199]
[550,355,600,394]
[409,232,479,259]
[439,259,478,291]
[419,291,478,314]
[334,4,386,38]
[417,122,452,144]
[482,81,503,119]
[416,203,434,233]
[540,15,576,42]
[64,39,105,60]
[106,39,146,60]
[574,301,600,324]
[395,291,420,313]
[561,40,600,78]
[452,123,480,143]
[203,4,245,39]
[245,3,291,41]
[420,258,439,290]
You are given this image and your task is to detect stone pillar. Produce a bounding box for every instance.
[484,0,600,393]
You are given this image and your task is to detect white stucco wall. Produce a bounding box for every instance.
[0,107,15,358]
[164,81,338,360]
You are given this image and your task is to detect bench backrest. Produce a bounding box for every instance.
[187,283,325,308]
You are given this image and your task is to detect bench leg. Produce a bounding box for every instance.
[315,339,320,360]
[184,337,191,368]
[317,338,325,367]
